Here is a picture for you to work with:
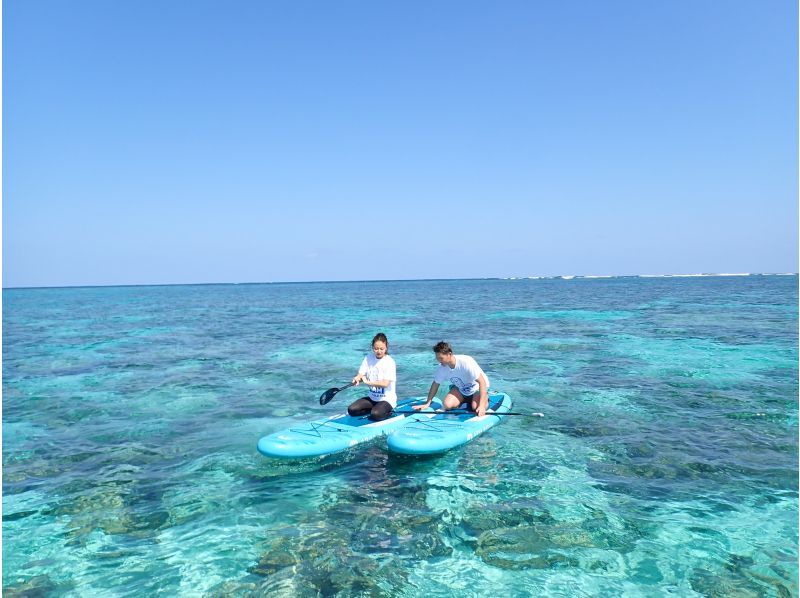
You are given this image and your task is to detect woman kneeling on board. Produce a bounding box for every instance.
[347,332,397,421]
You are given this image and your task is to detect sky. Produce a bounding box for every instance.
[3,0,798,287]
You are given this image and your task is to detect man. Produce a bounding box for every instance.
[413,341,490,417]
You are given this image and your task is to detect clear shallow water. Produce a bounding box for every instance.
[3,276,797,596]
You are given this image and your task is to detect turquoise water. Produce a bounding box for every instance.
[3,276,798,596]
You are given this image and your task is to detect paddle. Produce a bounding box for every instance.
[393,410,544,417]
[319,382,355,405]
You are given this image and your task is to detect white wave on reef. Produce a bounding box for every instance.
[639,273,707,278]
[639,273,754,278]
[502,272,797,281]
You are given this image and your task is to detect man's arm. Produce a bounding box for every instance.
[476,374,489,416]
[413,381,440,410]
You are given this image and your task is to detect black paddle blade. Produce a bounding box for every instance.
[319,381,354,405]
[319,387,340,405]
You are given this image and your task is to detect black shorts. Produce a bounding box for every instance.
[347,397,394,421]
[449,384,477,401]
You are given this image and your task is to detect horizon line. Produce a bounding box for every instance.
[3,272,797,291]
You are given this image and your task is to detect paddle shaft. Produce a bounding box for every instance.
[393,410,544,417]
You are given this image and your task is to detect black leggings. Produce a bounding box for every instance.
[347,397,393,421]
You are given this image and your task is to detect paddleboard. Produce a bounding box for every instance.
[386,392,513,455]
[257,398,442,459]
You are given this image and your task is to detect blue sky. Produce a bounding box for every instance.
[3,0,797,287]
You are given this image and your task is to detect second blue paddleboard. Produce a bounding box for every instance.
[386,392,513,455]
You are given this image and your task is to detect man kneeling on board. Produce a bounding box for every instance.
[413,341,490,417]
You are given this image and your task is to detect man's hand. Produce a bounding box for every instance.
[413,403,431,411]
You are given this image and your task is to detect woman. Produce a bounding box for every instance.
[347,332,397,421]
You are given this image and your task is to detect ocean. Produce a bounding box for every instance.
[3,275,798,596]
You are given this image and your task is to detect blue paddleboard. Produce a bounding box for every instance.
[257,398,442,459]
[386,392,513,455]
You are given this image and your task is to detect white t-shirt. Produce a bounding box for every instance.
[358,354,397,406]
[434,354,489,397]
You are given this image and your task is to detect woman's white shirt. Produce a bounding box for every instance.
[358,354,397,406]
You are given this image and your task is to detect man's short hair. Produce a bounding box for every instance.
[433,341,453,354]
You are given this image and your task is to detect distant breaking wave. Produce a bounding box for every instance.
[500,273,797,280]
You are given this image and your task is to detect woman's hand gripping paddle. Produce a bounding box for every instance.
[319,382,355,405]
